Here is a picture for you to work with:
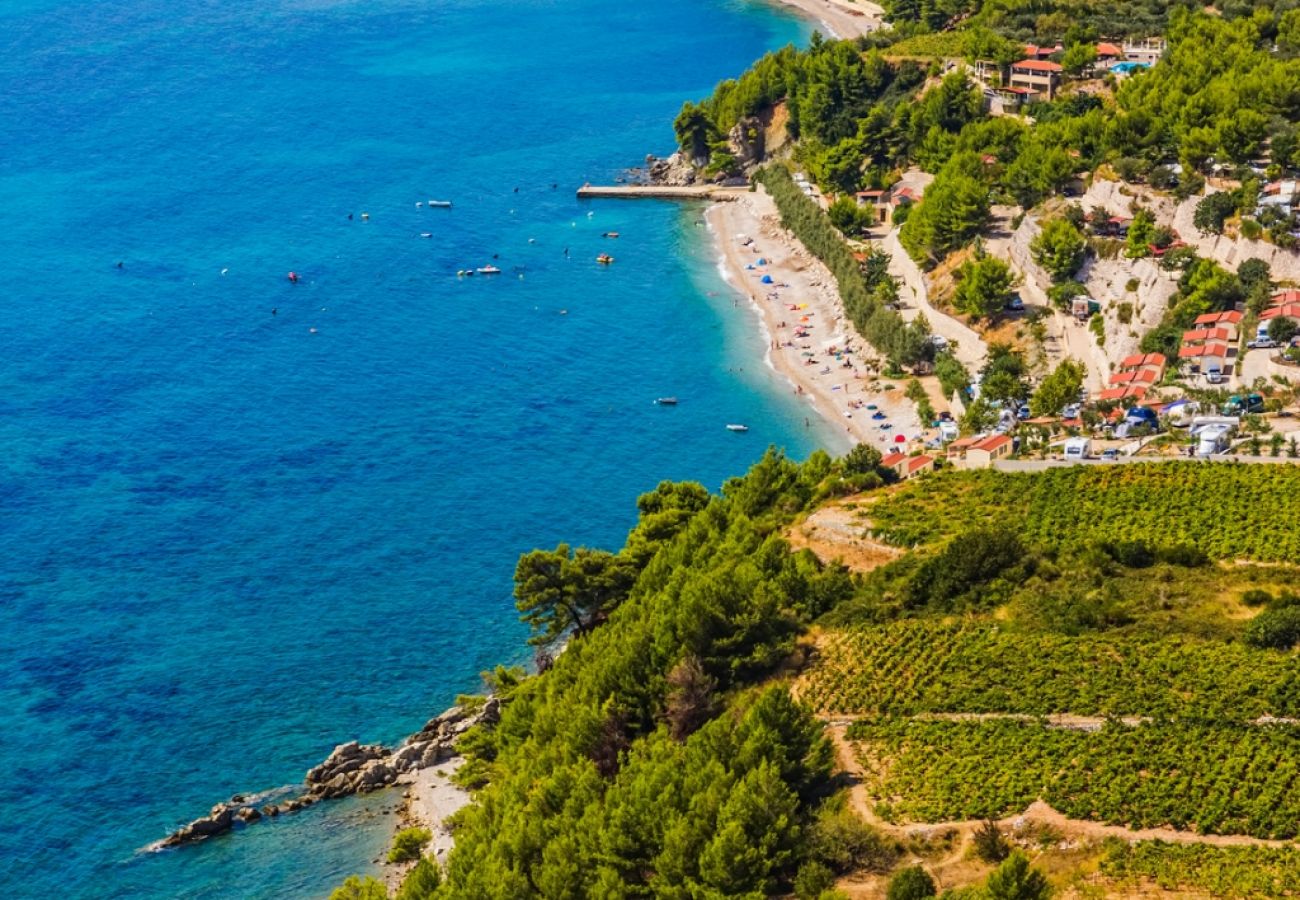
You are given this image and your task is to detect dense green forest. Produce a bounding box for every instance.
[675,0,1300,268]
[327,454,1300,899]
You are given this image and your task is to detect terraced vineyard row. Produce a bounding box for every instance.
[848,717,1300,839]
[1101,841,1300,898]
[867,463,1300,562]
[803,621,1300,721]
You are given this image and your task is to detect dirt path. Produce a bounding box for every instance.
[825,722,1300,851]
[882,230,988,374]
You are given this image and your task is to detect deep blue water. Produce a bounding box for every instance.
[0,1,822,896]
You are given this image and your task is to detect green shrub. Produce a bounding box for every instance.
[1242,589,1274,608]
[973,818,1010,863]
[396,857,442,900]
[1245,605,1300,650]
[389,827,433,864]
[329,876,388,900]
[887,865,937,900]
[794,861,837,899]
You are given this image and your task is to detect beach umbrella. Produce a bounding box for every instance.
[894,434,906,443]
[761,275,774,284]
[757,258,768,265]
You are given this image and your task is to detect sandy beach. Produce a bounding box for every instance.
[766,0,884,38]
[707,190,925,455]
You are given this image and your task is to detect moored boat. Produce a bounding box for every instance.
[477,265,502,275]
[726,424,748,432]
[655,397,678,405]
[429,200,453,208]
[596,253,614,264]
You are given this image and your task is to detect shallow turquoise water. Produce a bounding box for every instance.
[0,1,821,896]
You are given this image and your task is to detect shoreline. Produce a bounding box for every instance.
[764,0,884,38]
[705,189,925,455]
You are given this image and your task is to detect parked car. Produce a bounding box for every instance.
[1005,294,1025,312]
[1062,403,1081,419]
[1248,338,1278,349]
[1017,404,1031,420]
[1204,363,1224,385]
[1101,448,1119,461]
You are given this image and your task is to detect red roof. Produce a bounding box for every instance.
[970,434,1012,453]
[1181,327,1231,344]
[1119,352,1166,370]
[1096,42,1122,56]
[1261,304,1300,321]
[1013,59,1064,73]
[1099,386,1148,401]
[1023,43,1062,58]
[904,455,934,474]
[1178,342,1229,359]
[855,190,884,198]
[880,451,907,468]
[1111,368,1159,385]
[1193,311,1243,326]
[891,186,918,203]
[1271,289,1300,306]
[949,437,977,450]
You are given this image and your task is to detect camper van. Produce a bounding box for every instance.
[1063,437,1091,461]
[1196,424,1232,456]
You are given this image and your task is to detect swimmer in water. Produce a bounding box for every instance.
[272,308,278,316]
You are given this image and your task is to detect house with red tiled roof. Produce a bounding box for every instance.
[964,434,1013,469]
[1095,42,1123,60]
[1178,342,1230,375]
[1009,59,1063,99]
[1182,326,1233,346]
[883,453,935,480]
[1113,352,1166,387]
[1119,352,1166,371]
[880,451,907,471]
[1108,368,1159,387]
[1023,43,1063,60]
[1270,289,1300,307]
[1260,303,1300,323]
[1098,385,1149,402]
[1193,310,1243,327]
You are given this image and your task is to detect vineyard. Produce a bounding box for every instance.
[802,622,1300,721]
[1101,841,1300,898]
[848,717,1300,839]
[865,463,1300,562]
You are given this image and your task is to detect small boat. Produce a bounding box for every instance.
[477,265,501,275]
[655,397,678,406]
[428,200,453,208]
[420,232,432,238]
[603,232,620,238]
[726,424,749,433]
[597,254,614,264]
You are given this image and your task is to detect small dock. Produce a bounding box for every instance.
[576,184,749,201]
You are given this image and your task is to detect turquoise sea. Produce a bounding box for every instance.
[0,0,823,896]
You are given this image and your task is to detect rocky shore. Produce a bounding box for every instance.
[147,700,498,852]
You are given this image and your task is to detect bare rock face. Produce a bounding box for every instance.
[727,116,765,170]
[646,153,697,186]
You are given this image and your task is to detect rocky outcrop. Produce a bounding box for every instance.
[645,152,698,186]
[146,699,501,852]
[727,116,765,170]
